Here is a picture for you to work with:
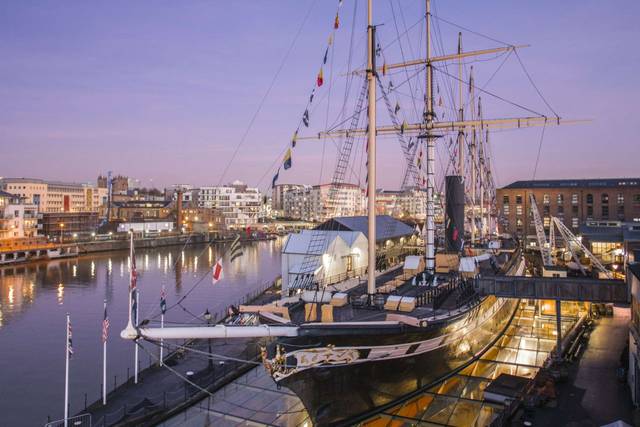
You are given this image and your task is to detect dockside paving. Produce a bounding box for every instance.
[79,284,279,427]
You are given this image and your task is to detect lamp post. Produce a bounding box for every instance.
[204,309,213,370]
[59,223,65,243]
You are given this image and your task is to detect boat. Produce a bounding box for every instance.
[121,0,576,424]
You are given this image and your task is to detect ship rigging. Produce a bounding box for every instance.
[121,0,581,424]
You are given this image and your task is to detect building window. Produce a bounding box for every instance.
[572,193,578,205]
[586,194,593,204]
[557,194,564,205]
[587,205,593,217]
[602,205,609,218]
[503,205,510,215]
[617,193,624,204]
[516,205,523,216]
[618,205,625,218]
[543,194,550,205]
[601,193,609,204]
[634,194,640,204]
[572,205,579,215]
[503,195,509,205]
[572,217,579,228]
[557,205,564,214]
[516,195,522,204]
[516,218,523,227]
[543,205,550,215]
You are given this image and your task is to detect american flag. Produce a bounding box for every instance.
[102,304,109,343]
[160,287,167,315]
[67,318,74,357]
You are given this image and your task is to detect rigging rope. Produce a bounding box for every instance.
[216,0,318,186]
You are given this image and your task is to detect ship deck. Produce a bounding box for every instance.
[288,252,507,326]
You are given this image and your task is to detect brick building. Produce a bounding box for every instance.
[496,178,640,236]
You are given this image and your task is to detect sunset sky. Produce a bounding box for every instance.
[2,0,638,192]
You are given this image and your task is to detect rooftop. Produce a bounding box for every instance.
[501,178,640,190]
[0,177,97,188]
[315,215,415,242]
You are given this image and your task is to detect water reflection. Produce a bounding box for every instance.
[0,240,282,426]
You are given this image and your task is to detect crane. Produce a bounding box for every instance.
[529,193,552,267]
[551,217,612,279]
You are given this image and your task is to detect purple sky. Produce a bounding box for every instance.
[1,1,638,192]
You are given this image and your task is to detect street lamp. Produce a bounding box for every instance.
[204,309,213,370]
[59,223,65,243]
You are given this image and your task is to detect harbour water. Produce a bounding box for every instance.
[0,239,282,427]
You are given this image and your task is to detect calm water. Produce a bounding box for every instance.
[0,239,282,426]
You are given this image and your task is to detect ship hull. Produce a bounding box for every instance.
[276,297,519,426]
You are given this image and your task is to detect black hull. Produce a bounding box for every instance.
[277,297,519,426]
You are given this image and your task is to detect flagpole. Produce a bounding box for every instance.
[102,299,107,405]
[160,310,164,367]
[64,313,70,427]
[134,290,139,384]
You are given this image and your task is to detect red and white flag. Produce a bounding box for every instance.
[212,259,223,284]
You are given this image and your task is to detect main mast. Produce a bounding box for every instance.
[425,0,435,273]
[366,0,377,295]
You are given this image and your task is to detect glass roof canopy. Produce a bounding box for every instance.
[358,301,587,427]
[159,301,587,427]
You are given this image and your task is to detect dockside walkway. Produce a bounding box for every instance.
[79,284,279,427]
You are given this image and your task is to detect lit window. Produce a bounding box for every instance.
[618,193,624,204]
[557,194,564,204]
[572,217,579,228]
[543,194,550,204]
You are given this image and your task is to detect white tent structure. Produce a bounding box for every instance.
[281,230,368,294]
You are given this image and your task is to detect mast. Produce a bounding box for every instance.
[457,32,464,177]
[425,0,435,273]
[366,0,377,295]
[470,66,476,244]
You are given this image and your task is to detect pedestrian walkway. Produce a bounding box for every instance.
[533,307,637,426]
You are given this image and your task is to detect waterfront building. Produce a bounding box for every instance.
[496,178,640,236]
[180,206,225,235]
[376,187,427,220]
[117,220,174,234]
[0,177,107,213]
[197,181,262,228]
[0,191,38,240]
[39,212,100,240]
[112,200,172,222]
[272,183,365,222]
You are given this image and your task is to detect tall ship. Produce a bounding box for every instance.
[122,0,576,424]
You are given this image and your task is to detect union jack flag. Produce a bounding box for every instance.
[102,304,109,343]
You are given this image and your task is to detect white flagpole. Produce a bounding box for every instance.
[134,290,139,384]
[160,310,164,367]
[64,313,70,427]
[102,299,107,405]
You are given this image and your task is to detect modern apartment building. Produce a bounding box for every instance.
[0,191,38,240]
[198,181,262,227]
[272,183,365,222]
[376,188,428,220]
[496,178,640,236]
[0,177,108,214]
